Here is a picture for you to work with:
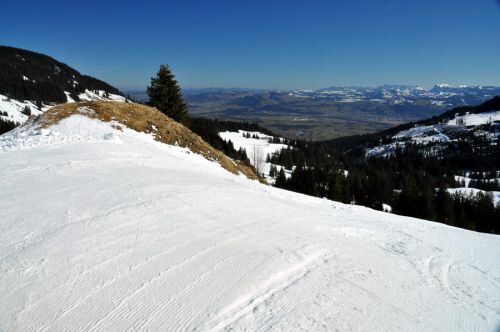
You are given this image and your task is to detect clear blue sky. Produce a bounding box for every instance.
[1,0,499,90]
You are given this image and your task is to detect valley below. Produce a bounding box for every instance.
[162,85,500,140]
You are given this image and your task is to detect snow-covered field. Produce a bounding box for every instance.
[448,111,500,126]
[219,130,289,180]
[1,115,500,331]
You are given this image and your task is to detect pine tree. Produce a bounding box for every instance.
[275,168,287,188]
[269,165,276,177]
[22,106,31,116]
[147,64,189,126]
[435,188,454,225]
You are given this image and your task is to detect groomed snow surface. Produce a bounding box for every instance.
[1,115,500,331]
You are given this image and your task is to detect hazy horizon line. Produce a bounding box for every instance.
[120,83,500,93]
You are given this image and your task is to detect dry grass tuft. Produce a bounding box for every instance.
[40,101,263,182]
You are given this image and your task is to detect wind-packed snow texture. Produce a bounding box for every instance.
[1,115,499,331]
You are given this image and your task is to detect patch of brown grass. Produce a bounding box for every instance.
[41,101,264,182]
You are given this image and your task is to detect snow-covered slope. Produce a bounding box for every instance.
[0,93,50,123]
[366,109,500,159]
[0,90,126,126]
[219,130,289,180]
[1,113,499,331]
[77,89,126,102]
[447,110,500,126]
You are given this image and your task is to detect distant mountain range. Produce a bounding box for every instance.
[178,85,500,140]
[128,84,500,107]
[291,84,500,107]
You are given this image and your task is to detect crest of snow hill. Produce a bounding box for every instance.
[0,46,261,180]
[7,101,261,180]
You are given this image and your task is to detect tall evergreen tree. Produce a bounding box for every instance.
[147,64,189,126]
[275,168,287,188]
[22,106,31,116]
[435,188,454,225]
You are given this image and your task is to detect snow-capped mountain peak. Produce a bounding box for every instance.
[287,84,500,107]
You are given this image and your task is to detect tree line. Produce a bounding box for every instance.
[0,46,121,103]
[268,124,500,234]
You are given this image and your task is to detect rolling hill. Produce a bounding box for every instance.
[0,101,499,331]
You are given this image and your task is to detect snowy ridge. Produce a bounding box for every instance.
[0,90,126,126]
[447,111,500,126]
[367,111,500,158]
[0,114,499,331]
[1,113,133,152]
[0,93,50,123]
[393,124,451,143]
[77,89,126,102]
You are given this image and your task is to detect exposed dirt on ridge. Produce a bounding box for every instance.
[40,101,263,182]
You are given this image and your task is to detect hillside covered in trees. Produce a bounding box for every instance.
[0,46,121,103]
[266,97,500,234]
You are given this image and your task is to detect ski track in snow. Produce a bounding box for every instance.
[0,115,499,331]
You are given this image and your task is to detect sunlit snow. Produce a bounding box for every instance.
[0,115,499,331]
